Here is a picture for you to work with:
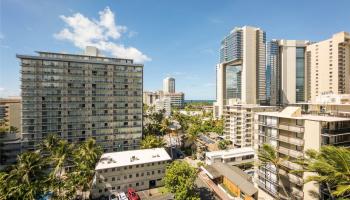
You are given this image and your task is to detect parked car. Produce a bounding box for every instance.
[109,194,119,200]
[118,192,128,200]
[127,188,140,200]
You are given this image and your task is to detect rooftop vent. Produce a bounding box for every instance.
[130,155,139,162]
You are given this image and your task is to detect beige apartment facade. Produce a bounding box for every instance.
[255,107,350,200]
[0,97,22,132]
[306,32,350,102]
[92,148,171,199]
[223,104,278,148]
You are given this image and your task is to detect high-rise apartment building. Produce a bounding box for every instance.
[267,40,309,105]
[255,107,350,200]
[306,32,350,102]
[163,77,175,94]
[214,26,266,118]
[223,104,278,148]
[18,47,143,152]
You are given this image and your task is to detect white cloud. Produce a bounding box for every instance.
[54,7,150,63]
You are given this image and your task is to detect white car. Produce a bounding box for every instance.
[118,192,128,200]
[109,194,119,200]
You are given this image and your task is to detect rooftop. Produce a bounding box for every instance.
[95,148,171,170]
[203,163,258,196]
[205,147,254,158]
[257,107,350,122]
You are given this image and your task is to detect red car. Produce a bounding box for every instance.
[127,188,140,200]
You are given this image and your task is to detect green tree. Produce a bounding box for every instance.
[72,138,103,199]
[293,146,350,199]
[163,161,200,200]
[218,140,230,150]
[0,151,49,199]
[185,124,201,150]
[258,144,290,200]
[140,135,166,149]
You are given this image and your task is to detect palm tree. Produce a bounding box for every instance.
[72,138,102,199]
[293,146,350,199]
[258,144,290,200]
[141,135,166,149]
[3,151,49,199]
[48,139,74,199]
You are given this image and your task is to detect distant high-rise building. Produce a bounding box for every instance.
[267,40,309,105]
[0,97,22,132]
[163,77,175,94]
[214,26,266,118]
[306,32,350,102]
[266,41,280,105]
[18,47,143,152]
[0,97,22,169]
[164,92,185,108]
[143,91,163,105]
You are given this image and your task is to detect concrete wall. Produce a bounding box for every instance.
[303,120,322,200]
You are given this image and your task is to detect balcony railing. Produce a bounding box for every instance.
[280,160,302,170]
[278,135,304,146]
[278,146,303,158]
[278,123,304,133]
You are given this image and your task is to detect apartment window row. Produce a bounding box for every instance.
[99,169,165,183]
[99,161,168,173]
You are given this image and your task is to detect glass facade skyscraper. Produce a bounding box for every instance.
[296,47,305,102]
[220,28,243,63]
[226,65,242,99]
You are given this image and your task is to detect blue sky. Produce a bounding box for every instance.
[1,0,350,100]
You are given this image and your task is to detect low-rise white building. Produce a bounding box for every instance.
[92,148,171,198]
[205,147,255,166]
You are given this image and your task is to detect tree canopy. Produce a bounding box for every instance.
[0,135,102,200]
[163,161,200,200]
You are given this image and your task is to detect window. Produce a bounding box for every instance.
[136,183,139,186]
[129,174,132,178]
[112,177,115,181]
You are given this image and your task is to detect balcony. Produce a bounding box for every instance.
[278,146,303,158]
[278,135,304,146]
[278,123,304,133]
[291,186,304,199]
[280,160,302,170]
[279,169,303,186]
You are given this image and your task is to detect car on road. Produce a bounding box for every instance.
[127,188,140,200]
[118,192,128,200]
[109,194,119,200]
